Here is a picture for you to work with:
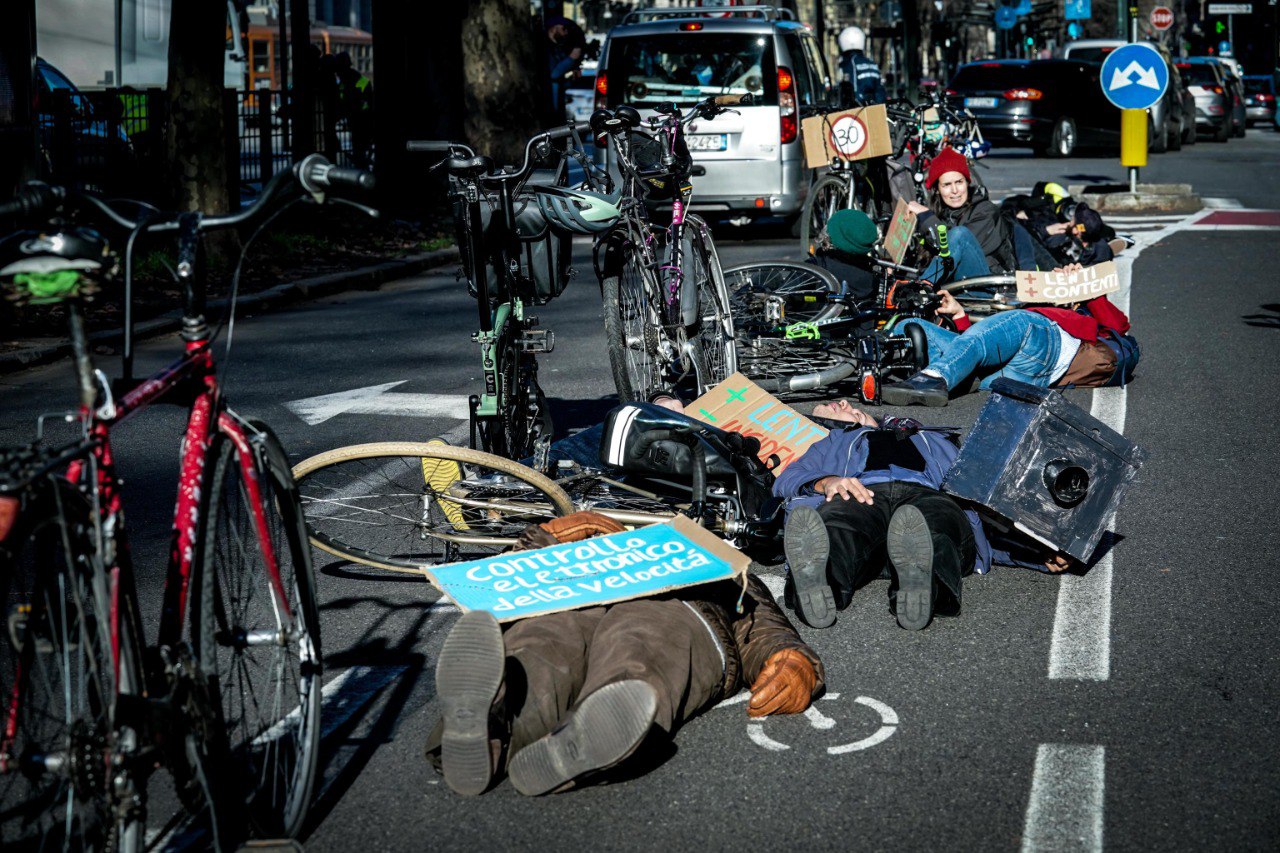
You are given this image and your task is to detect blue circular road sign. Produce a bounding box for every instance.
[995,5,1018,29]
[1100,42,1169,111]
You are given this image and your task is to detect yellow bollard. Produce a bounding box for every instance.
[1120,109,1148,168]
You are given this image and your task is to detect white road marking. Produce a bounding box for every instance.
[747,722,791,751]
[758,573,785,601]
[285,381,471,425]
[316,664,410,740]
[1021,744,1106,853]
[1202,196,1244,209]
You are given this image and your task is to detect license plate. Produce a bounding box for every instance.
[687,134,728,152]
[965,97,998,108]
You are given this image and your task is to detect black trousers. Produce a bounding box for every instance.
[815,481,975,614]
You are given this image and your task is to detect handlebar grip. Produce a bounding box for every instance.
[712,94,754,107]
[544,125,575,142]
[406,140,459,153]
[0,182,64,220]
[295,154,374,196]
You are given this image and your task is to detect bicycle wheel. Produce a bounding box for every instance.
[799,174,851,257]
[601,238,670,402]
[685,216,738,391]
[554,471,679,527]
[192,420,322,840]
[293,442,576,573]
[724,261,844,332]
[0,479,121,849]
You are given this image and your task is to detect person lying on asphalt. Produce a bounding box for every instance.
[425,511,824,797]
[881,264,1138,407]
[775,400,1076,632]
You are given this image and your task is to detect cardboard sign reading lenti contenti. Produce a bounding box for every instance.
[1015,261,1120,304]
[424,515,749,623]
[687,373,828,473]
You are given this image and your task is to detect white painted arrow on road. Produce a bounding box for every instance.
[285,381,471,425]
[1109,60,1160,91]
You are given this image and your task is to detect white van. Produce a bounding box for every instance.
[594,6,832,225]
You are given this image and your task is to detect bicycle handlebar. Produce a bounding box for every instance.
[408,124,577,188]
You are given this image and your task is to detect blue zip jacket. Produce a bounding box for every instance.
[774,425,995,574]
[839,50,887,105]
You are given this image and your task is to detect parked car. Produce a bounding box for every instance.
[1243,75,1277,127]
[565,61,598,126]
[1060,39,1188,152]
[946,59,1120,157]
[593,5,832,225]
[1178,59,1233,142]
[1215,62,1248,137]
[34,57,136,190]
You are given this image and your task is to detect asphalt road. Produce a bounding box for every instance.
[2,129,1278,851]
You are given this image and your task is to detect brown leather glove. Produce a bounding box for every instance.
[747,648,818,718]
[538,511,625,544]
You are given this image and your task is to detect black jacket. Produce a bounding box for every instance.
[920,186,1017,273]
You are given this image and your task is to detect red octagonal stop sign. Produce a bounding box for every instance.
[1150,6,1174,30]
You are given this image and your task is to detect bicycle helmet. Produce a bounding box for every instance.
[837,26,867,52]
[534,186,624,235]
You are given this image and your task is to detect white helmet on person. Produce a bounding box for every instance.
[837,26,867,53]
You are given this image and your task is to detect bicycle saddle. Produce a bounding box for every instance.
[443,154,494,177]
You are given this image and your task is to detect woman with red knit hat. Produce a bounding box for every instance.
[908,147,1017,277]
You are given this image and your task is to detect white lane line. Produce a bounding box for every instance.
[317,664,410,740]
[1202,196,1244,209]
[1021,744,1106,853]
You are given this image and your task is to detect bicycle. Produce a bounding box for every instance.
[588,97,740,403]
[0,156,369,849]
[291,409,781,574]
[406,126,587,461]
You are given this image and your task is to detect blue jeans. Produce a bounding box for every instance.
[917,225,991,285]
[901,310,1063,390]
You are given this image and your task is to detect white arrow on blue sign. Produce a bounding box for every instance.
[995,5,1018,28]
[1100,42,1169,110]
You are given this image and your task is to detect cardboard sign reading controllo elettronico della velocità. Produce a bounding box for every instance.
[424,515,750,623]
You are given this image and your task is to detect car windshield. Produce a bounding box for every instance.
[606,32,777,107]
[1178,63,1219,85]
[950,64,1047,90]
[1244,77,1271,94]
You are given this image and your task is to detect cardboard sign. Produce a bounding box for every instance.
[801,104,893,169]
[883,197,917,265]
[423,515,749,623]
[1015,261,1120,304]
[687,373,828,473]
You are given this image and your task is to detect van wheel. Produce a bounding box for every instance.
[1048,117,1076,157]
[1168,117,1183,151]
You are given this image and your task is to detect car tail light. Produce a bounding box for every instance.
[0,496,18,542]
[1260,94,1276,103]
[594,71,608,110]
[1212,85,1223,95]
[680,22,703,31]
[1176,63,1191,69]
[1004,88,1043,101]
[778,66,797,144]
[945,88,958,96]
[981,62,1001,68]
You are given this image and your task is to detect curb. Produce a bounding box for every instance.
[1067,182,1202,214]
[0,246,459,374]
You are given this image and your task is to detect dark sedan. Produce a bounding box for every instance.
[947,59,1120,157]
[1243,76,1277,128]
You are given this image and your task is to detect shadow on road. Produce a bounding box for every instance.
[1242,304,1280,329]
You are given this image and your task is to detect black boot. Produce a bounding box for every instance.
[507,680,658,796]
[887,504,937,630]
[436,610,506,795]
[784,506,837,628]
[881,372,950,407]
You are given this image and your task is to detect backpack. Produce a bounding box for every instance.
[1098,329,1140,387]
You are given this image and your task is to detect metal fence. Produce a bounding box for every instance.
[36,88,365,205]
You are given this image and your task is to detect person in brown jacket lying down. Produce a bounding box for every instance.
[424,511,825,797]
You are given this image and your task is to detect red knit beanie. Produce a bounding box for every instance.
[925,148,970,189]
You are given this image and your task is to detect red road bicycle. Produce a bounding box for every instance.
[0,157,372,850]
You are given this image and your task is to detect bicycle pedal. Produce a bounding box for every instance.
[520,329,554,353]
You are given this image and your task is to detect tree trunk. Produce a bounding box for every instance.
[166,0,231,216]
[461,0,545,165]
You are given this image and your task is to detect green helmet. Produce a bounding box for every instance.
[534,186,623,235]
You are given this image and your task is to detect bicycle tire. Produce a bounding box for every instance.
[800,174,851,257]
[0,478,124,850]
[685,216,738,392]
[192,420,322,840]
[601,239,669,402]
[292,442,576,573]
[724,260,844,329]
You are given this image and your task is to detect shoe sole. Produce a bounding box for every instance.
[887,504,934,631]
[508,680,657,796]
[436,610,505,796]
[880,385,948,407]
[784,507,836,629]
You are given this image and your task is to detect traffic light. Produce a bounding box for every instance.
[1025,35,1035,47]
[1214,20,1227,34]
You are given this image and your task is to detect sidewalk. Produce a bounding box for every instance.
[0,246,459,374]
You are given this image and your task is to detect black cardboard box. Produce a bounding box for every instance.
[942,379,1148,562]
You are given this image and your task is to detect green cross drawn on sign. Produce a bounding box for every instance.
[725,387,747,403]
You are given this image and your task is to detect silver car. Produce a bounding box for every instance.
[594,6,831,225]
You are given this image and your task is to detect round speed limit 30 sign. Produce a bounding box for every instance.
[828,114,869,158]
[1150,6,1174,30]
